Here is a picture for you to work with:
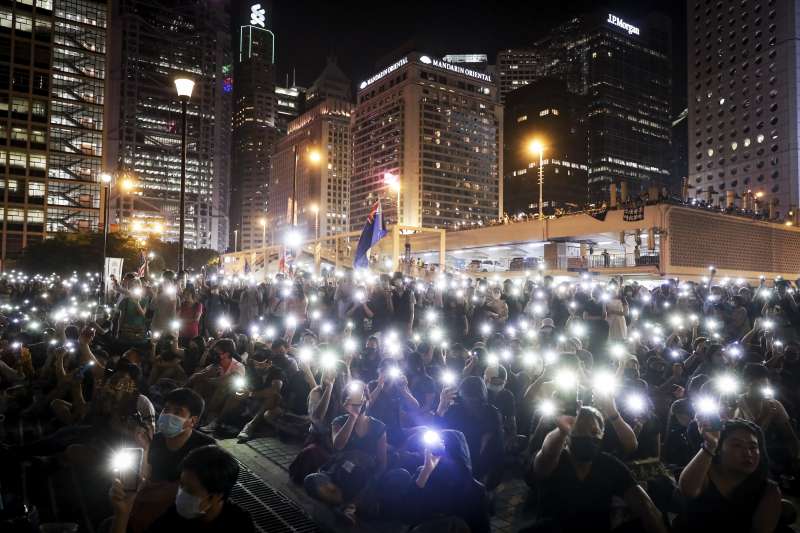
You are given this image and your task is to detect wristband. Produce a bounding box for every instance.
[607,414,620,423]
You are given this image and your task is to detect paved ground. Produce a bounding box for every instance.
[220,436,536,533]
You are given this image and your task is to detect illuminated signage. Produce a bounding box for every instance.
[359,57,408,90]
[421,55,492,83]
[607,14,639,35]
[250,3,266,27]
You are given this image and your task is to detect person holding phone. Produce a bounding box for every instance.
[676,419,781,533]
[110,445,254,533]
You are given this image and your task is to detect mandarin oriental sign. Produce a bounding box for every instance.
[607,13,639,35]
[427,57,492,83]
[359,57,409,89]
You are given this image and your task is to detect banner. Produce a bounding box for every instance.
[105,257,123,297]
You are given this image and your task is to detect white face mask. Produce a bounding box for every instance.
[487,383,504,393]
[175,487,206,519]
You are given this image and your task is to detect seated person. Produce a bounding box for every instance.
[351,336,382,383]
[437,376,504,491]
[367,358,420,446]
[734,363,799,474]
[676,418,781,533]
[129,388,214,533]
[186,339,244,430]
[529,406,667,533]
[484,364,518,445]
[400,429,490,533]
[304,381,388,523]
[110,445,254,533]
[147,336,187,387]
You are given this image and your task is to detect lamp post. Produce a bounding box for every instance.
[528,140,545,219]
[310,204,320,240]
[383,172,401,225]
[100,172,112,299]
[174,76,195,273]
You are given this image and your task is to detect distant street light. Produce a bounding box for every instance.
[285,228,303,248]
[174,76,195,273]
[384,172,401,224]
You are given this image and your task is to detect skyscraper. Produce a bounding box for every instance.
[496,11,672,201]
[230,14,279,252]
[269,95,353,246]
[687,0,796,214]
[350,53,502,231]
[0,0,108,263]
[108,0,232,251]
[503,79,589,216]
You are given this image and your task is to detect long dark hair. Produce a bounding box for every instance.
[715,419,770,502]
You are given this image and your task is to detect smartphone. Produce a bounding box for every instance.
[707,414,723,432]
[116,447,144,492]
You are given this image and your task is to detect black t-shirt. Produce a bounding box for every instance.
[487,388,516,423]
[442,402,504,478]
[147,430,216,482]
[146,502,254,533]
[538,450,637,533]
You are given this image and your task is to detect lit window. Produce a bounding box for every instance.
[27,210,44,223]
[516,115,527,122]
[0,9,11,29]
[731,142,738,150]
[15,14,32,32]
[707,148,715,157]
[744,137,751,147]
[8,152,26,168]
[719,98,725,105]
[29,155,45,169]
[28,182,44,197]
[757,134,765,143]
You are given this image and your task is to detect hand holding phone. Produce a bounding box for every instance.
[112,447,144,492]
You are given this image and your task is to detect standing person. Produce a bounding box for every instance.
[201,284,228,337]
[117,278,149,345]
[391,276,415,337]
[583,288,609,353]
[606,283,628,342]
[150,272,179,334]
[178,288,203,344]
[238,283,261,332]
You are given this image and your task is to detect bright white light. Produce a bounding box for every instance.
[715,374,739,395]
[320,352,338,369]
[480,323,492,336]
[592,370,618,396]
[284,229,303,248]
[233,376,247,390]
[422,430,442,447]
[538,399,556,417]
[695,396,719,416]
[610,344,626,359]
[111,450,135,472]
[762,386,775,399]
[170,319,180,331]
[217,316,232,330]
[625,394,646,414]
[570,323,586,337]
[486,353,500,366]
[344,338,358,353]
[441,370,457,386]
[554,369,577,391]
[387,366,402,379]
[285,315,298,329]
[543,350,558,364]
[298,347,313,363]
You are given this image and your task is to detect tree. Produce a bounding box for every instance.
[17,233,220,275]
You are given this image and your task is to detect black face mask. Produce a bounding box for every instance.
[570,436,602,462]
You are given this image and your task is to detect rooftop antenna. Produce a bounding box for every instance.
[292,68,296,87]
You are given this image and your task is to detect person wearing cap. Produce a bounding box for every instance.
[484,365,517,445]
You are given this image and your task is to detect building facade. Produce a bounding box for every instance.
[504,79,589,216]
[350,53,503,231]
[107,0,231,251]
[269,96,353,245]
[0,0,108,263]
[496,12,672,201]
[687,0,797,214]
[230,21,279,252]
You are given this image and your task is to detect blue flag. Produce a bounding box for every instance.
[353,201,388,268]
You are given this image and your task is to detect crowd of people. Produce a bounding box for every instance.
[0,264,799,532]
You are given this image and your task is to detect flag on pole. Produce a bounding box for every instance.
[136,250,148,278]
[353,201,388,269]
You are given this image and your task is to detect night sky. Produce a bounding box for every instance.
[234,0,687,113]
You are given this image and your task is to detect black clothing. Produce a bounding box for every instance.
[146,502,254,533]
[148,430,215,482]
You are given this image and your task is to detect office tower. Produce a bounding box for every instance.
[350,53,502,231]
[687,0,796,213]
[672,108,688,197]
[504,79,589,216]
[0,0,108,262]
[230,16,279,252]
[274,78,305,133]
[108,0,232,251]
[305,57,351,107]
[269,95,353,245]
[497,11,672,200]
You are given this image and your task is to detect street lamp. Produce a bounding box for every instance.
[100,172,112,299]
[528,139,545,219]
[310,204,320,240]
[174,76,195,273]
[384,172,401,224]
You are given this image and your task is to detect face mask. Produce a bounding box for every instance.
[487,383,504,393]
[570,436,602,462]
[175,487,206,519]
[157,413,187,438]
